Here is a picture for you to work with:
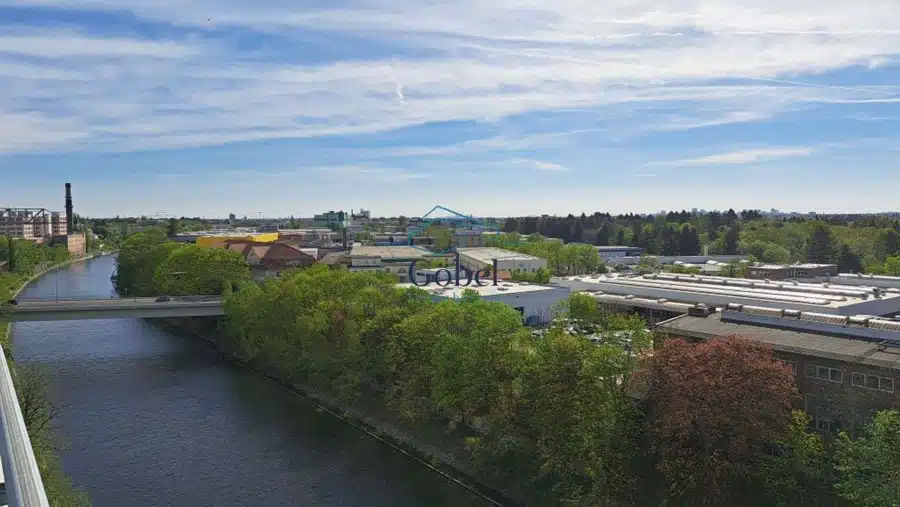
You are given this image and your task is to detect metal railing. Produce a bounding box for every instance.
[0,344,49,507]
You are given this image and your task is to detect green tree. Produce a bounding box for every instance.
[166,218,182,237]
[837,244,864,274]
[595,224,612,246]
[678,224,701,256]
[807,222,837,264]
[835,410,900,507]
[616,228,626,246]
[759,411,831,507]
[875,229,900,261]
[724,225,741,255]
[153,245,251,295]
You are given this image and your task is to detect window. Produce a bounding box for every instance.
[851,372,894,393]
[806,364,843,383]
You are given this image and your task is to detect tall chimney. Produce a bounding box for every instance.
[65,182,74,232]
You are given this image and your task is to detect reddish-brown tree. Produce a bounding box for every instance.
[641,336,798,505]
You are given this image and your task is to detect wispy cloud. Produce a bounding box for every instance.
[0,0,899,157]
[315,165,430,182]
[650,147,814,168]
[514,159,570,172]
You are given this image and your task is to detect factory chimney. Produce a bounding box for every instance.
[65,182,74,232]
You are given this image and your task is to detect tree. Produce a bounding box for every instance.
[837,244,864,274]
[640,336,797,506]
[758,411,831,507]
[616,229,626,246]
[595,224,612,246]
[807,222,837,264]
[289,215,298,229]
[678,225,701,256]
[724,225,740,255]
[166,217,182,237]
[6,236,16,272]
[835,410,900,507]
[875,229,900,261]
[153,245,251,295]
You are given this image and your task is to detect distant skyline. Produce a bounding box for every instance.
[1,1,900,216]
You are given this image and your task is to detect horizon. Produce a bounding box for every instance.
[2,1,899,216]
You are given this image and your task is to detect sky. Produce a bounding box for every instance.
[1,1,899,218]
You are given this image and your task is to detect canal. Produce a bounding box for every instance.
[11,255,490,507]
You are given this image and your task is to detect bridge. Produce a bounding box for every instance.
[0,296,225,322]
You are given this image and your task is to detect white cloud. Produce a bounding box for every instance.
[515,159,570,172]
[315,165,430,182]
[0,29,198,58]
[0,1,899,155]
[651,147,814,168]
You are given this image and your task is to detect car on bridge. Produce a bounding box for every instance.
[155,295,171,303]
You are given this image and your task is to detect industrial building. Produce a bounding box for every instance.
[820,273,900,290]
[398,281,569,325]
[657,305,900,434]
[746,263,838,280]
[349,245,441,282]
[457,247,547,275]
[604,254,749,266]
[596,246,643,261]
[553,272,900,316]
[451,230,487,248]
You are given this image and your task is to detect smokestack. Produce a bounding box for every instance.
[65,182,74,232]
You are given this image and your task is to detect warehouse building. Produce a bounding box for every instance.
[457,247,547,275]
[819,273,900,290]
[349,245,445,282]
[399,281,569,325]
[657,305,900,435]
[553,272,900,316]
[746,263,838,280]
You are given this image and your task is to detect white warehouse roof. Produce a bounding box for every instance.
[552,273,900,316]
[456,247,543,263]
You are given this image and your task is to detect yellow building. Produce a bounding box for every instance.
[196,232,279,249]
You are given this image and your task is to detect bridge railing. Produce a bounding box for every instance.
[0,344,49,507]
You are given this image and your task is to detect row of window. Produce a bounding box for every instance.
[803,363,894,393]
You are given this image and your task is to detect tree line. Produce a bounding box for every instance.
[112,231,900,507]
[502,211,900,272]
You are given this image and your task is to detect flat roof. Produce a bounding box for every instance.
[397,281,564,298]
[658,313,900,371]
[350,245,433,260]
[457,247,543,262]
[552,273,900,312]
[596,245,643,251]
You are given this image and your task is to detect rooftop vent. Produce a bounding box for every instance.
[800,312,849,326]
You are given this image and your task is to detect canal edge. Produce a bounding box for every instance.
[152,319,522,507]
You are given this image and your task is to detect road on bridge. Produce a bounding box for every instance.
[0,296,225,322]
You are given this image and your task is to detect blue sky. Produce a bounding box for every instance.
[1,1,899,218]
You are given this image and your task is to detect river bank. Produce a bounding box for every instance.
[2,254,99,506]
[152,317,525,507]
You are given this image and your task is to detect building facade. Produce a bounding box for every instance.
[314,210,349,228]
[746,263,838,280]
[657,307,900,435]
[457,247,547,274]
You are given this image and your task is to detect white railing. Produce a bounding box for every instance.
[0,344,49,507]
